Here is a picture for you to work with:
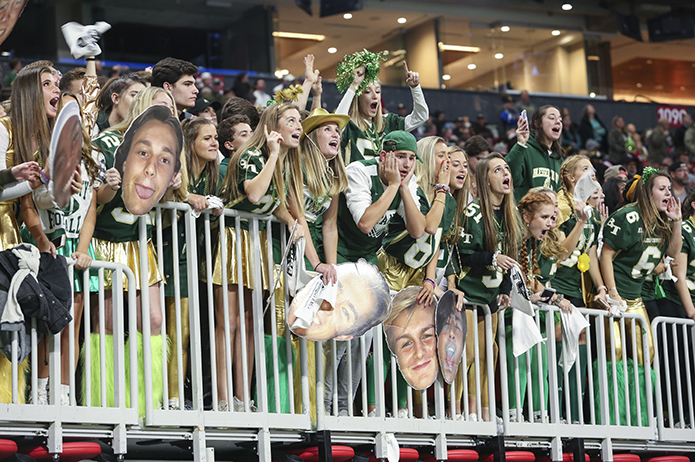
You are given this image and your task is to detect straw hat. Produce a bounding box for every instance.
[300,108,350,141]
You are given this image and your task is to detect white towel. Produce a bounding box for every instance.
[509,266,534,316]
[509,266,543,357]
[560,306,590,371]
[658,256,677,282]
[61,21,111,59]
[288,275,337,330]
[573,169,600,203]
[2,245,41,330]
[190,195,224,218]
[285,237,319,297]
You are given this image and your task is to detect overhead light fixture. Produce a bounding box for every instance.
[495,53,504,59]
[562,3,572,10]
[442,74,451,80]
[281,69,290,76]
[500,25,510,32]
[636,83,642,88]
[552,30,561,36]
[272,31,325,41]
[398,17,407,24]
[343,13,352,19]
[274,70,283,78]
[587,55,600,61]
[328,47,337,54]
[438,43,481,53]
[589,92,596,98]
[468,63,477,70]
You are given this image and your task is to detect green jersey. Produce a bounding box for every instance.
[92,130,153,242]
[227,147,280,215]
[553,201,601,299]
[336,158,420,264]
[340,114,404,165]
[506,133,563,203]
[449,200,506,306]
[603,204,665,300]
[665,217,695,305]
[382,189,456,270]
[218,157,229,194]
[535,247,558,287]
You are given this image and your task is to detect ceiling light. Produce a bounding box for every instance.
[442,74,451,81]
[398,17,407,24]
[272,31,325,41]
[552,30,561,36]
[343,13,352,19]
[587,55,600,61]
[495,53,504,59]
[438,43,481,53]
[562,3,572,10]
[468,63,477,70]
[281,69,289,76]
[500,26,510,32]
[274,70,283,78]
[589,92,596,98]
[328,47,337,54]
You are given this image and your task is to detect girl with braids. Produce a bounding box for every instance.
[158,117,219,410]
[214,102,305,412]
[334,53,428,164]
[20,92,102,406]
[504,190,572,422]
[601,167,681,366]
[553,154,607,422]
[446,152,522,422]
[86,86,182,415]
[506,105,565,202]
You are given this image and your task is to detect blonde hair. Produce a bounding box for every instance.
[559,154,590,215]
[415,136,446,200]
[300,122,348,201]
[475,153,523,258]
[446,146,472,245]
[527,186,566,260]
[219,103,303,210]
[383,286,434,352]
[348,80,384,133]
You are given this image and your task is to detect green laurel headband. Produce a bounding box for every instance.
[335,49,387,96]
[642,166,659,184]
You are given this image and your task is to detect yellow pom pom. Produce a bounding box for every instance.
[577,253,590,273]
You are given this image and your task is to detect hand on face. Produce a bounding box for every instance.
[381,152,401,187]
[436,158,451,186]
[665,197,682,221]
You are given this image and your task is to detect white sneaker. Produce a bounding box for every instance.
[337,409,349,417]
[397,408,409,419]
[367,409,376,418]
[468,413,478,422]
[218,400,229,412]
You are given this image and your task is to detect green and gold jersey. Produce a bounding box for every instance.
[602,204,665,300]
[336,158,419,264]
[449,200,506,306]
[553,198,601,299]
[303,185,332,224]
[218,157,229,194]
[92,130,154,242]
[665,217,695,306]
[340,114,404,165]
[536,246,558,287]
[226,147,280,215]
[382,189,456,270]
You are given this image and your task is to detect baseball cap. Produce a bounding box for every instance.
[382,130,420,161]
[186,98,222,116]
[669,161,688,173]
[604,165,627,181]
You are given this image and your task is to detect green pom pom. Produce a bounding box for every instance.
[335,49,387,96]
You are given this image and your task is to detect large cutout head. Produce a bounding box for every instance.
[287,259,390,341]
[114,105,182,216]
[49,100,82,209]
[436,290,467,384]
[0,0,28,46]
[384,286,438,390]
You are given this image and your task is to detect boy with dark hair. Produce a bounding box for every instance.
[217,115,253,187]
[59,67,86,104]
[220,96,260,130]
[151,57,199,118]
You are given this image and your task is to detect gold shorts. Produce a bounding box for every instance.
[609,297,654,365]
[0,203,20,251]
[210,227,270,291]
[92,238,163,291]
[377,249,425,292]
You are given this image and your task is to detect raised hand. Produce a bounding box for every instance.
[436,158,451,186]
[403,61,419,88]
[304,54,320,85]
[516,115,530,146]
[665,197,682,221]
[350,66,366,91]
[264,124,283,157]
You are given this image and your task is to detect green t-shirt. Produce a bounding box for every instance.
[665,218,695,305]
[553,210,601,299]
[336,158,419,264]
[382,189,456,270]
[602,204,665,300]
[92,130,153,242]
[448,200,506,306]
[340,114,405,165]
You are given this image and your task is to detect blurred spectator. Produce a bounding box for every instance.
[471,113,493,140]
[59,67,86,105]
[441,126,458,145]
[499,95,518,133]
[648,118,673,166]
[200,72,213,89]
[620,153,640,178]
[463,135,492,178]
[685,113,695,157]
[674,113,692,152]
[453,116,470,141]
[252,79,272,107]
[669,161,690,203]
[660,157,673,171]
[561,113,581,153]
[185,98,222,126]
[396,103,407,117]
[514,90,535,114]
[3,57,20,87]
[108,65,124,78]
[603,165,627,183]
[603,176,627,215]
[232,72,251,101]
[587,147,609,184]
[578,104,608,152]
[433,110,446,135]
[631,132,648,164]
[607,115,628,164]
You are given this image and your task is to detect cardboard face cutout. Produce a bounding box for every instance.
[0,0,28,47]
[114,105,182,216]
[384,286,438,390]
[436,290,467,384]
[287,259,390,341]
[49,100,82,209]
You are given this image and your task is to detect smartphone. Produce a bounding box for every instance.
[51,234,66,250]
[596,297,611,310]
[540,287,556,301]
[520,109,527,123]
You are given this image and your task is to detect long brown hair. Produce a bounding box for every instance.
[182,117,219,195]
[475,152,522,259]
[446,145,472,245]
[10,66,54,165]
[636,171,673,244]
[219,102,303,210]
[530,105,565,159]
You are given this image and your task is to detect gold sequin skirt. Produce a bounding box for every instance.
[377,249,425,292]
[92,238,163,291]
[211,227,270,290]
[0,203,20,251]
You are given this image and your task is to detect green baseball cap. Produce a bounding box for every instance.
[381,130,421,161]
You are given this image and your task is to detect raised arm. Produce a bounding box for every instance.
[402,61,429,132]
